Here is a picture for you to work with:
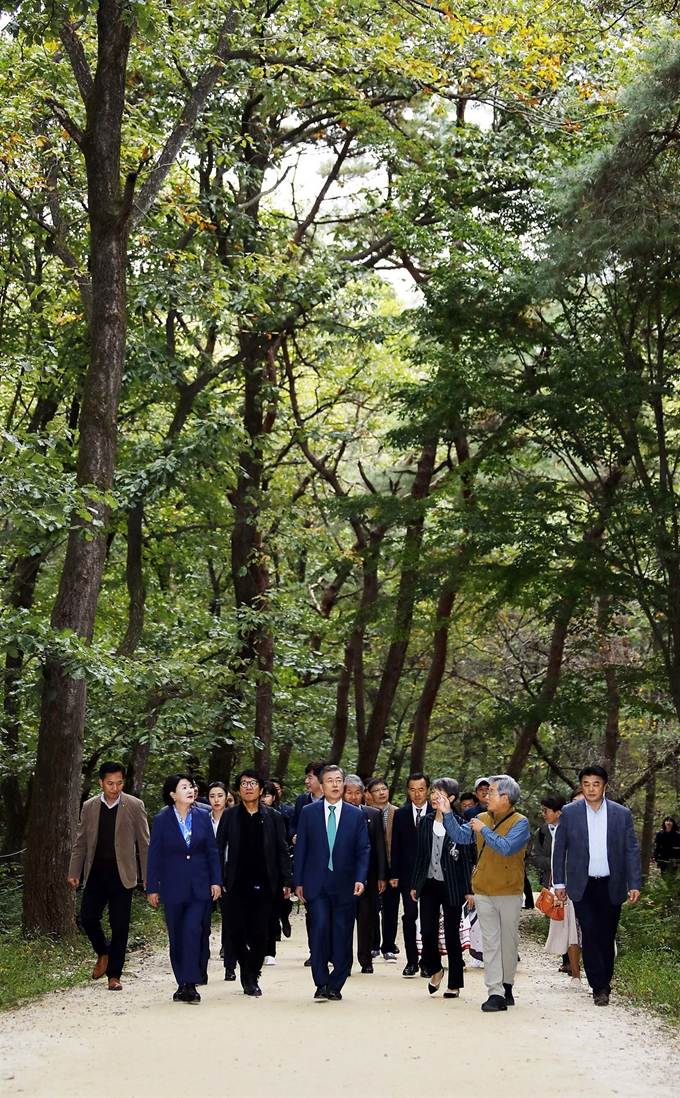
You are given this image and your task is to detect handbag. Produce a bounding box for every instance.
[535,887,565,920]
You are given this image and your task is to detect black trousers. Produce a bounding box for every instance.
[573,877,622,994]
[217,895,237,970]
[356,878,380,967]
[80,864,133,980]
[380,882,400,954]
[419,879,464,990]
[400,886,420,967]
[266,888,293,956]
[225,884,273,985]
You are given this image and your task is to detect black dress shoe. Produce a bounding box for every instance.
[593,989,610,1006]
[503,983,515,1005]
[314,985,329,1001]
[183,983,201,1004]
[173,985,185,1002]
[402,963,419,977]
[304,957,312,967]
[360,964,374,974]
[243,981,262,997]
[428,968,445,995]
[420,968,430,978]
[481,994,508,1012]
[443,989,460,999]
[281,914,292,938]
[327,988,342,1000]
[197,972,208,986]
[224,968,236,981]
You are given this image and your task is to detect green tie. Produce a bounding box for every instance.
[327,805,337,870]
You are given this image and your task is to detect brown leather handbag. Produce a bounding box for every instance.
[535,887,565,920]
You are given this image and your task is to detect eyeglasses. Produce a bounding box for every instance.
[240,780,259,789]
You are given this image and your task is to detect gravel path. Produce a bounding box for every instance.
[1,910,678,1097]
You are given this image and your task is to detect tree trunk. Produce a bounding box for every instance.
[640,744,656,882]
[408,588,456,774]
[116,502,146,656]
[598,598,621,779]
[22,1,134,938]
[329,638,354,764]
[272,740,293,783]
[357,443,437,778]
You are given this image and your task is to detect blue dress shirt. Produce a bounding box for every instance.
[586,798,610,877]
[442,810,530,854]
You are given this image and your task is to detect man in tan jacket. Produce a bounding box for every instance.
[68,761,150,990]
[437,774,530,1012]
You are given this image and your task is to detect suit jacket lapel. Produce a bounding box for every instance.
[89,796,102,851]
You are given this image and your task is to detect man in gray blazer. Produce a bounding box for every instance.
[553,765,641,1006]
[68,761,150,990]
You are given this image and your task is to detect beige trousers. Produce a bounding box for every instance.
[474,893,523,998]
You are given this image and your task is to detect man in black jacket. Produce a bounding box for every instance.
[389,772,433,977]
[216,768,292,996]
[344,776,387,974]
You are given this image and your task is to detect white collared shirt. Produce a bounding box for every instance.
[100,794,121,809]
[548,822,557,837]
[210,812,220,837]
[412,803,426,827]
[586,798,610,877]
[324,798,343,831]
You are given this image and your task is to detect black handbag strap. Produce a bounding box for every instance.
[474,811,520,867]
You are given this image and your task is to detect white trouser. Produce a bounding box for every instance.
[474,893,523,997]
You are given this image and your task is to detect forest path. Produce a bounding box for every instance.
[1,909,678,1098]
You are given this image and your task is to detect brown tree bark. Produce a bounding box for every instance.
[356,443,437,779]
[22,3,238,937]
[640,744,656,882]
[407,588,456,774]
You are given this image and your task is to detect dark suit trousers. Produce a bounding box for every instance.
[380,882,400,954]
[225,884,273,985]
[356,878,380,967]
[400,885,420,967]
[307,869,356,991]
[574,877,622,993]
[80,865,133,980]
[419,879,464,990]
[218,895,237,970]
[163,898,210,985]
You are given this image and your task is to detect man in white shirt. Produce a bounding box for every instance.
[553,765,641,1005]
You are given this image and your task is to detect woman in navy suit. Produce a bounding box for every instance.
[147,774,222,1003]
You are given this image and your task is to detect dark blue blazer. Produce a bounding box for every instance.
[146,805,222,906]
[294,799,370,902]
[552,798,642,905]
[290,792,318,839]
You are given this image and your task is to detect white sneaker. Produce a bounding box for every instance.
[383,952,398,963]
[263,956,276,966]
[570,977,582,989]
[469,958,483,968]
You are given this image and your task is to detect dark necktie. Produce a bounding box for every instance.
[415,809,423,828]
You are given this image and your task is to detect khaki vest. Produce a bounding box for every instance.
[472,810,527,896]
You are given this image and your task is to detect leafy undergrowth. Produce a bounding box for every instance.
[0,889,167,1011]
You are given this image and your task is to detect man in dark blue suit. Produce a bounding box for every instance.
[389,772,433,976]
[294,765,370,1001]
[289,760,325,841]
[553,765,642,1006]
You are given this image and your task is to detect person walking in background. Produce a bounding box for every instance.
[294,765,370,1001]
[390,772,434,977]
[411,778,473,999]
[440,774,530,1012]
[459,792,476,813]
[464,778,490,819]
[217,769,292,996]
[146,774,222,1004]
[366,777,399,964]
[260,779,294,965]
[532,793,572,975]
[207,781,237,982]
[68,761,150,992]
[654,816,680,872]
[344,775,387,974]
[290,760,326,841]
[553,765,642,1006]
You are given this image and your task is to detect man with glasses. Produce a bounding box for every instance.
[436,774,530,1012]
[216,768,292,997]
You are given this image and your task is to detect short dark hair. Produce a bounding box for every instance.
[541,793,567,813]
[262,780,280,806]
[208,781,227,793]
[662,815,678,830]
[162,773,194,807]
[99,761,125,780]
[578,765,608,784]
[406,772,430,788]
[460,792,476,803]
[305,760,326,778]
[269,776,283,786]
[235,767,264,790]
[366,777,388,792]
[320,764,345,783]
[432,777,458,800]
